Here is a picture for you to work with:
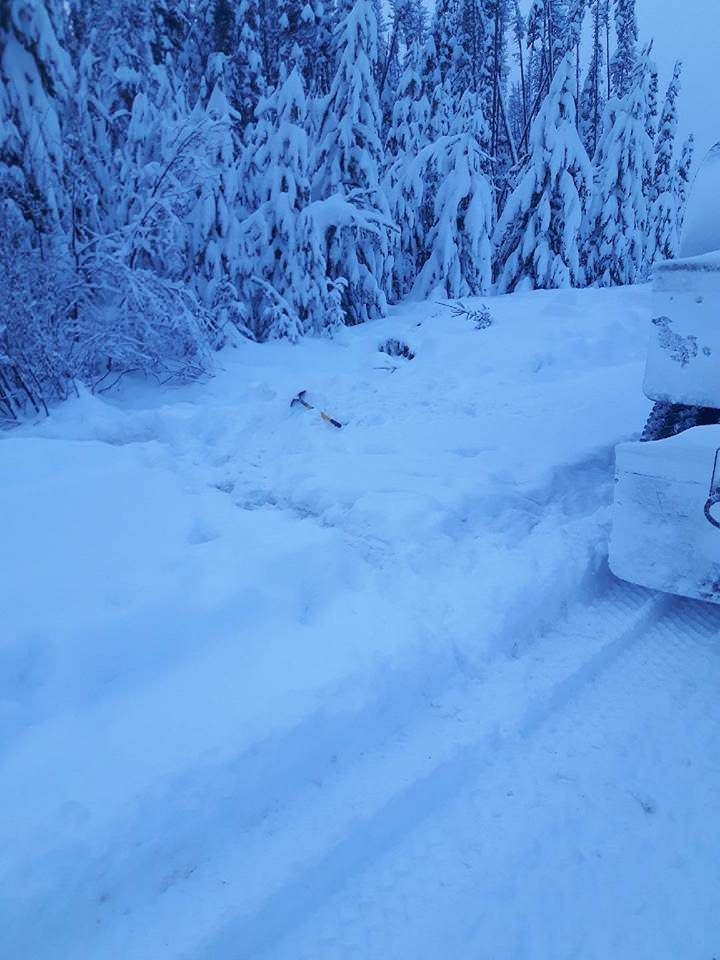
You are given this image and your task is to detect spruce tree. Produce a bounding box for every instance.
[0,0,74,233]
[585,66,654,285]
[185,82,245,330]
[494,53,593,292]
[432,0,458,85]
[241,70,342,340]
[384,43,430,300]
[610,0,638,98]
[579,0,605,157]
[313,0,391,324]
[411,89,495,299]
[648,61,682,263]
[675,133,694,242]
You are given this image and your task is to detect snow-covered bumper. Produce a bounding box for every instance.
[610,425,720,603]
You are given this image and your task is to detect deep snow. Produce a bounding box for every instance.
[2,285,719,959]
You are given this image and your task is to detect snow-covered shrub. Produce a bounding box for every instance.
[0,200,73,420]
[443,301,494,330]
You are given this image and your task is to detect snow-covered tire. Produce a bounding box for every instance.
[641,402,720,442]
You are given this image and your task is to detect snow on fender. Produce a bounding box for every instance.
[643,251,720,408]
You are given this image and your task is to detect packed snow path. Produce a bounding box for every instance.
[2,286,719,958]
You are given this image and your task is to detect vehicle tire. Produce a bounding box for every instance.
[641,402,720,441]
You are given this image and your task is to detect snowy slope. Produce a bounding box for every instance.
[4,285,718,959]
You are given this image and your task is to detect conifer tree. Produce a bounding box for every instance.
[411,89,495,298]
[494,54,593,292]
[0,0,74,233]
[384,43,430,300]
[421,34,452,140]
[313,0,391,324]
[511,1,528,150]
[675,133,694,241]
[585,66,654,285]
[240,70,342,340]
[431,0,457,84]
[184,82,244,329]
[579,0,605,157]
[648,61,681,262]
[610,0,638,98]
[239,0,266,130]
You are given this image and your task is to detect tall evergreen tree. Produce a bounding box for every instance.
[185,82,244,330]
[411,89,495,298]
[648,61,681,262]
[579,0,605,157]
[235,0,266,132]
[675,133,694,242]
[0,0,74,233]
[610,0,638,98]
[432,0,458,84]
[585,66,654,285]
[494,53,593,292]
[384,43,430,300]
[313,0,391,324]
[240,70,343,340]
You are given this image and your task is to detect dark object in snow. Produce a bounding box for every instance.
[378,338,414,360]
[290,390,342,428]
[640,401,720,441]
[291,389,313,410]
[440,301,493,330]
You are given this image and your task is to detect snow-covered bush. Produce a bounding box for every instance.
[0,200,72,420]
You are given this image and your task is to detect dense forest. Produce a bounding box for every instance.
[0,0,693,419]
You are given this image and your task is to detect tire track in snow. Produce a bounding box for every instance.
[180,581,689,960]
[267,592,720,960]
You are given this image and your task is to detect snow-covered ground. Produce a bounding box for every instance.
[3,285,720,959]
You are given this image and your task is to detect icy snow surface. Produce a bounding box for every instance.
[2,285,720,959]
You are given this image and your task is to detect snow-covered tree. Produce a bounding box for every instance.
[233,0,266,131]
[421,34,452,141]
[240,70,343,340]
[0,0,74,233]
[184,82,245,331]
[648,61,682,262]
[313,0,391,324]
[276,0,332,90]
[585,67,654,285]
[675,133,694,241]
[610,0,638,98]
[579,0,605,157]
[384,44,430,300]
[494,54,593,292]
[432,0,458,84]
[451,0,492,102]
[411,90,495,299]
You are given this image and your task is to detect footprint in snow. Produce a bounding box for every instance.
[186,520,221,545]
